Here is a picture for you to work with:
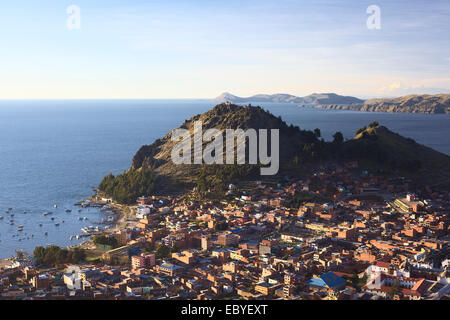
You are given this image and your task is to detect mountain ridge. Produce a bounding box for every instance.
[303,94,450,114]
[214,92,364,105]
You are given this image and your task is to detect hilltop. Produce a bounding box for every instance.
[214,92,364,105]
[306,94,450,114]
[340,124,450,177]
[98,103,450,203]
[130,103,318,177]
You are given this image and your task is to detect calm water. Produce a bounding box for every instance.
[0,100,449,258]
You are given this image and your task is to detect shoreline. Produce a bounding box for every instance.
[0,195,131,268]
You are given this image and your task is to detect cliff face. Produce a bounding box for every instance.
[306,94,450,114]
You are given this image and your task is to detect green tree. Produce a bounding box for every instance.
[313,128,321,138]
[369,121,380,128]
[333,132,344,144]
[155,243,171,259]
[356,126,367,135]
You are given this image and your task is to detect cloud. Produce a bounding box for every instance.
[377,79,450,97]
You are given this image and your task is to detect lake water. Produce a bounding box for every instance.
[0,100,449,258]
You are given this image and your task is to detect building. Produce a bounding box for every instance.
[172,251,196,265]
[156,262,183,276]
[218,232,240,246]
[306,272,347,291]
[131,254,156,269]
[31,274,49,289]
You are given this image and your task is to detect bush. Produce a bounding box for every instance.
[93,235,118,248]
[33,245,86,266]
[99,169,158,204]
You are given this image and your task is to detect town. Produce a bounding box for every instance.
[1,161,449,300]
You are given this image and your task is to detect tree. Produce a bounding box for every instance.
[369,121,379,128]
[389,279,401,299]
[333,132,344,144]
[155,243,171,259]
[33,245,85,266]
[93,235,118,248]
[313,128,321,138]
[356,126,367,135]
[98,169,158,205]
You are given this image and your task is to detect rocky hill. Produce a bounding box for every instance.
[214,92,363,105]
[341,125,450,176]
[98,103,450,202]
[306,94,450,114]
[130,103,318,180]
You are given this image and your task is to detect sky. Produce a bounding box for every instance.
[0,0,449,99]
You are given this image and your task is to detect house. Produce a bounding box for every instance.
[306,272,347,290]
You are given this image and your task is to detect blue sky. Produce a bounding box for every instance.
[0,0,449,99]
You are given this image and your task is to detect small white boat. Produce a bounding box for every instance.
[17,225,24,231]
[70,235,74,240]
[54,204,58,208]
[43,211,52,216]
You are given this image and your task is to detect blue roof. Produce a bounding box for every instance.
[306,272,346,289]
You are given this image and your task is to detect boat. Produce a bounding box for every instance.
[23,211,27,214]
[17,225,24,231]
[0,216,3,220]
[78,217,83,221]
[43,211,52,216]
[51,217,55,221]
[54,204,57,208]
[55,223,60,227]
[39,224,43,227]
[70,235,74,240]
[44,232,48,236]
[65,209,72,213]
[81,226,98,234]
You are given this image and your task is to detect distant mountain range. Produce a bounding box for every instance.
[301,94,450,114]
[216,92,450,114]
[214,92,364,105]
